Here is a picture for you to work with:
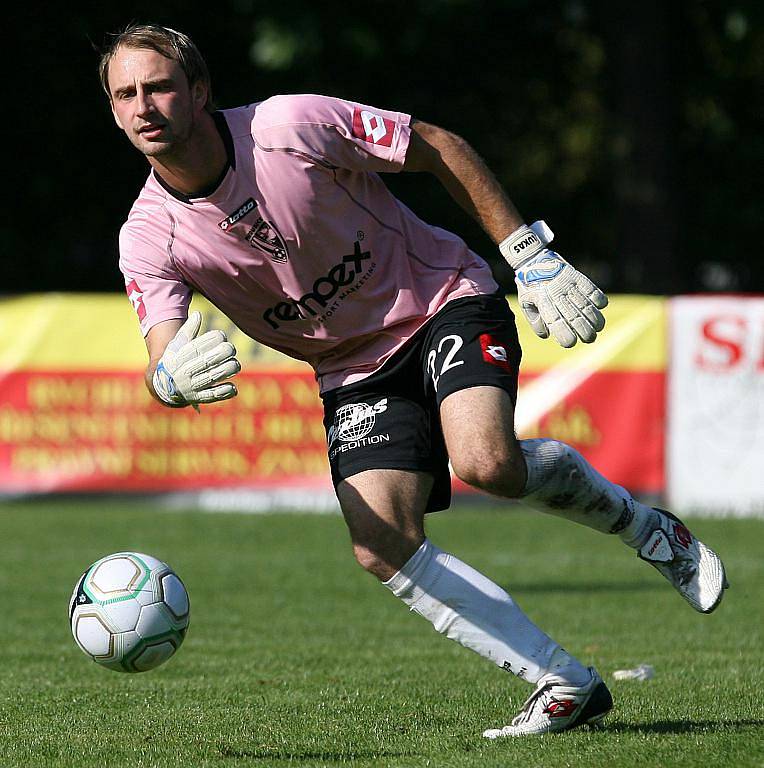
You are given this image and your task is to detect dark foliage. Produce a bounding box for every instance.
[5,1,762,294]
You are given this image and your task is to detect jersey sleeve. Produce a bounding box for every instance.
[119,224,191,337]
[252,94,411,173]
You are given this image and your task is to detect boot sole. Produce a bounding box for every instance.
[653,508,729,614]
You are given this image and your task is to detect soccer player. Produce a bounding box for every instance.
[100,24,728,736]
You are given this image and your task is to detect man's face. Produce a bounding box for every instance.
[107,46,206,158]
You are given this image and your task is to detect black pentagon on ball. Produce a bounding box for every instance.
[68,569,93,622]
[120,630,183,673]
[158,570,190,622]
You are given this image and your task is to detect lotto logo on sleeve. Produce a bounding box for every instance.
[479,333,513,373]
[125,278,147,321]
[352,108,394,147]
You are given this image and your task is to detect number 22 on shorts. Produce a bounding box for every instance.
[427,334,464,391]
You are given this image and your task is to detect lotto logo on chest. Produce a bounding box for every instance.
[218,197,289,263]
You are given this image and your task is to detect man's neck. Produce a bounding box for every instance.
[148,111,228,197]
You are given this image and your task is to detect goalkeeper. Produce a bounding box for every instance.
[102,24,728,737]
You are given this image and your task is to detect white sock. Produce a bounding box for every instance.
[383,539,590,686]
[520,439,656,548]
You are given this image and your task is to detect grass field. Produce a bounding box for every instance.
[0,500,762,767]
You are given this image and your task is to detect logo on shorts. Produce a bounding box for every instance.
[329,399,388,446]
[480,333,513,373]
[352,108,394,147]
[125,278,146,321]
[328,399,390,459]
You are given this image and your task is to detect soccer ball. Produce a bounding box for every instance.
[69,552,189,673]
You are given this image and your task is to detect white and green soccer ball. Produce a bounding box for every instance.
[69,552,189,673]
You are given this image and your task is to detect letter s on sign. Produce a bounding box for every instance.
[694,315,746,371]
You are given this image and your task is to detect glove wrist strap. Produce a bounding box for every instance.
[152,363,186,407]
[499,220,554,270]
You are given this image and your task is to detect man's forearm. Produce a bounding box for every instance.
[404,119,608,349]
[406,121,524,243]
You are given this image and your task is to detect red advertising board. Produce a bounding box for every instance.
[0,295,666,496]
[0,369,329,493]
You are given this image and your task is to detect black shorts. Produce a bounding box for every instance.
[321,292,522,512]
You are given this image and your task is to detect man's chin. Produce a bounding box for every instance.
[138,140,175,158]
[130,133,175,158]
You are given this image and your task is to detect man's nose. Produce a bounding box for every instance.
[135,89,155,116]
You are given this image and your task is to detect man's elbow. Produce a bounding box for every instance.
[404,119,468,176]
[405,120,444,173]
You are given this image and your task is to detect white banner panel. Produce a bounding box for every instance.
[668,296,764,516]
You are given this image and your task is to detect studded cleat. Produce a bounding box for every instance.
[482,667,613,738]
[638,508,728,614]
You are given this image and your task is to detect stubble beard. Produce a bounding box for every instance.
[136,110,196,160]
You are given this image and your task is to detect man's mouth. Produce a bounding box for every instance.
[138,124,166,139]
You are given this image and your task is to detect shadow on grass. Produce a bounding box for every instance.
[608,719,764,734]
[217,745,416,761]
[506,581,660,594]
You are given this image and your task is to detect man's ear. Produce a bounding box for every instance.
[192,80,208,112]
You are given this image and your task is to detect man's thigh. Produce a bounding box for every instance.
[422,293,526,496]
[439,385,526,496]
[337,468,433,580]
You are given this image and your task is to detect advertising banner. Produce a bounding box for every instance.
[514,295,666,494]
[0,295,329,494]
[0,294,666,496]
[667,296,764,515]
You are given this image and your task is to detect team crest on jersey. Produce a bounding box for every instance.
[245,218,289,263]
[218,198,289,263]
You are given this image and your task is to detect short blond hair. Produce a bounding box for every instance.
[98,23,216,112]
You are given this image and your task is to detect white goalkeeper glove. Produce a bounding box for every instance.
[152,311,241,407]
[499,220,608,348]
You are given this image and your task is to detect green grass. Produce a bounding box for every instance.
[0,501,762,767]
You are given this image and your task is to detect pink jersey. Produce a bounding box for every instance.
[119,94,498,391]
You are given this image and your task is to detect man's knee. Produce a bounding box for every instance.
[351,532,422,581]
[451,444,527,498]
[337,469,429,580]
[352,542,397,581]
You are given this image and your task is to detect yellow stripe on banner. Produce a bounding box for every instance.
[509,294,667,372]
[0,294,665,373]
[0,294,307,371]
[0,295,144,371]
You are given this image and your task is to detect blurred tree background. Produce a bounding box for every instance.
[5,0,762,295]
